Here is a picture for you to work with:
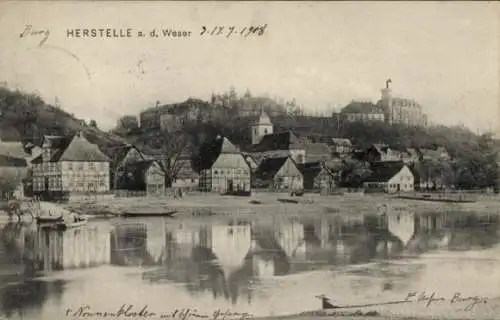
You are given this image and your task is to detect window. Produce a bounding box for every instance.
[68,162,73,170]
[77,163,84,170]
[89,162,95,169]
[214,170,218,175]
[264,129,268,134]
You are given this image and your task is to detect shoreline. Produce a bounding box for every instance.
[61,192,500,219]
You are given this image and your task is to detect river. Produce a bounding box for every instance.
[0,205,499,319]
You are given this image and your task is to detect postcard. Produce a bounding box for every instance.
[0,1,499,320]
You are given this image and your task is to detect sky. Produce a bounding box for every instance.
[0,1,498,132]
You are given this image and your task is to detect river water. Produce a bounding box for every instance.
[1,205,500,320]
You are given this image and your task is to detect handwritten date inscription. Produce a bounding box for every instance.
[200,25,267,38]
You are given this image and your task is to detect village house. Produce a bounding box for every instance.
[364,144,403,163]
[31,132,111,199]
[195,135,251,194]
[298,161,336,192]
[242,153,259,172]
[401,148,421,165]
[253,156,303,191]
[247,131,306,164]
[329,138,353,157]
[363,161,415,193]
[303,142,331,163]
[106,144,146,190]
[170,156,199,188]
[0,139,28,199]
[114,160,165,195]
[418,147,451,162]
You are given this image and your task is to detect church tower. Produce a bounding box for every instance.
[380,78,393,124]
[251,110,273,145]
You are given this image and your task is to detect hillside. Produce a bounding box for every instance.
[0,87,127,151]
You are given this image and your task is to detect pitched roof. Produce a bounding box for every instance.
[194,135,241,171]
[51,133,110,162]
[251,111,272,126]
[250,131,303,152]
[364,161,408,183]
[254,157,290,181]
[304,142,331,162]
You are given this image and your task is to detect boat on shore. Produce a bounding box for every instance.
[397,193,477,203]
[53,217,88,230]
[119,210,178,218]
[278,198,300,204]
[36,215,64,224]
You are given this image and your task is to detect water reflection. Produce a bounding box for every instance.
[0,207,499,318]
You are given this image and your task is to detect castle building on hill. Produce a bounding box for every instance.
[378,79,428,127]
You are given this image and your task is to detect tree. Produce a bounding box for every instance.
[114,115,139,135]
[143,129,194,187]
[89,119,98,128]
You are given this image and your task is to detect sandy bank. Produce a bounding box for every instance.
[62,192,500,218]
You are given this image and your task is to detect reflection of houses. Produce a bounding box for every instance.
[211,224,251,276]
[363,161,414,193]
[253,156,303,191]
[111,223,153,266]
[32,133,111,199]
[196,135,251,194]
[115,160,165,195]
[22,226,111,271]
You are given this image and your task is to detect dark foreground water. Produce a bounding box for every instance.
[1,205,500,320]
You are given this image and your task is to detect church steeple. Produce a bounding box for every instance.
[250,109,273,145]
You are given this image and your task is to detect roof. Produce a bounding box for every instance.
[304,142,331,156]
[250,131,303,152]
[57,133,110,162]
[33,133,110,163]
[331,138,352,146]
[364,161,407,183]
[194,135,241,171]
[251,111,272,126]
[254,157,290,181]
[105,144,143,166]
[341,101,384,114]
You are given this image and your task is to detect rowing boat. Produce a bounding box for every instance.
[120,210,177,218]
[36,216,64,224]
[53,217,88,230]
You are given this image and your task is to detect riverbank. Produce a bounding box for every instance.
[62,191,500,218]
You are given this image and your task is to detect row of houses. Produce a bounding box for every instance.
[0,108,454,200]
